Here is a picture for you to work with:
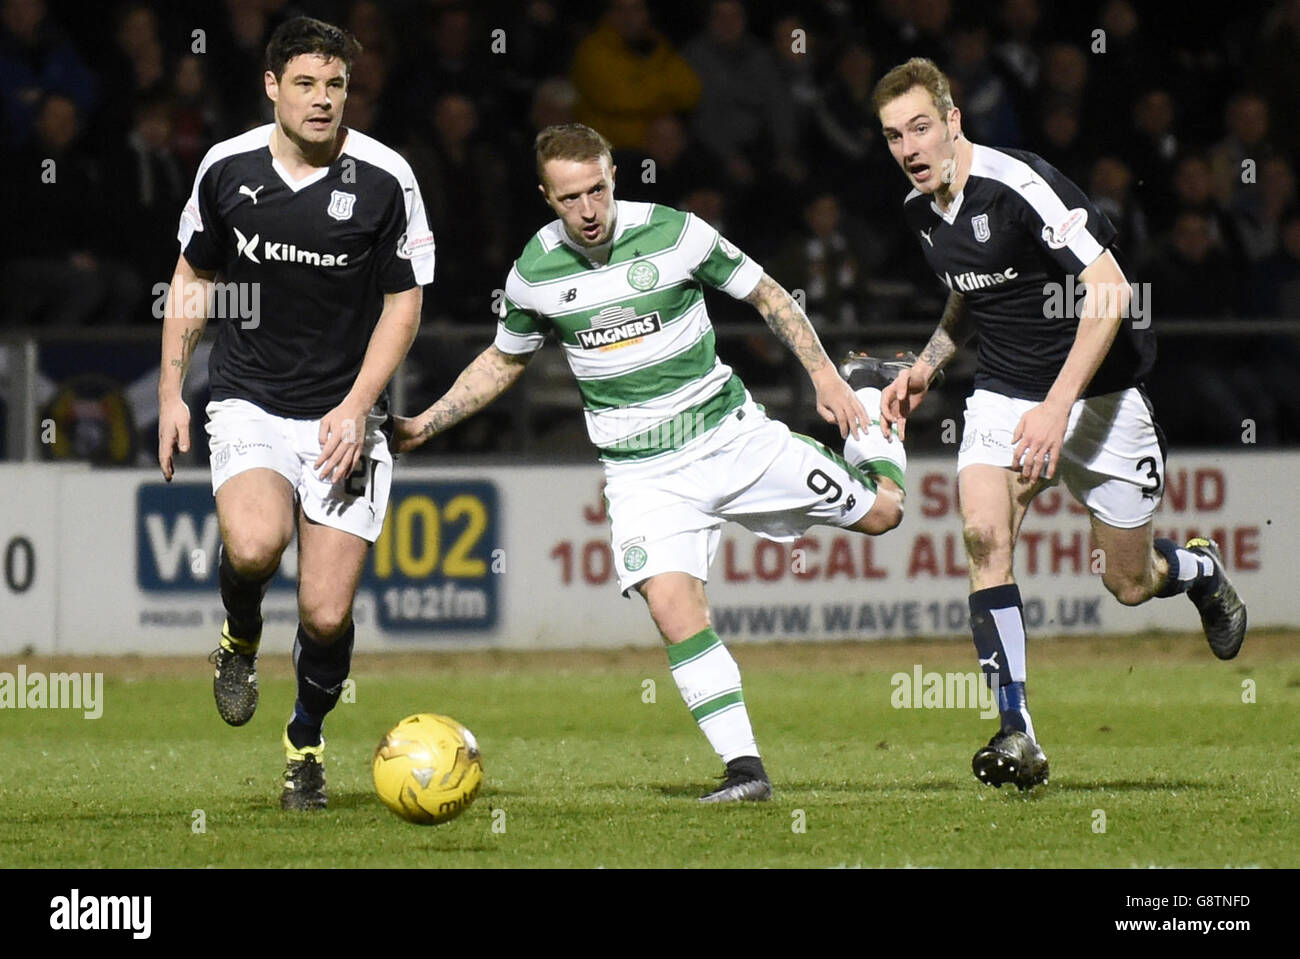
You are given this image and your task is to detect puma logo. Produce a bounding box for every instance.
[239,184,265,204]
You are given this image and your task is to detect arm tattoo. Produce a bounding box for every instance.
[744,274,830,375]
[170,327,201,375]
[419,348,526,441]
[918,293,970,371]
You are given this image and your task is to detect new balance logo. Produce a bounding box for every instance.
[559,288,578,304]
[239,184,265,204]
[233,228,349,267]
[920,228,934,247]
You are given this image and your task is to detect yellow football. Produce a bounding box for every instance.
[372,713,483,825]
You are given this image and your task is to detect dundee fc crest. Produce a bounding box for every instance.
[972,213,990,243]
[328,190,356,221]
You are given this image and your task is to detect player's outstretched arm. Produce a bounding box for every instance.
[1011,250,1129,482]
[743,272,869,439]
[316,286,422,482]
[391,345,532,454]
[157,253,214,482]
[881,291,971,441]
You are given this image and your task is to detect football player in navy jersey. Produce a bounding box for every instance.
[858,58,1246,790]
[156,17,434,809]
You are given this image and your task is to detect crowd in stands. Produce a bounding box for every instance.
[3,0,1299,445]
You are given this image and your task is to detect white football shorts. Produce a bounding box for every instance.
[604,399,877,594]
[956,387,1165,529]
[205,397,393,542]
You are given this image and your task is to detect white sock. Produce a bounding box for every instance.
[667,629,758,763]
[845,388,906,483]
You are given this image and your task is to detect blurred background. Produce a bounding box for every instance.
[2,0,1299,468]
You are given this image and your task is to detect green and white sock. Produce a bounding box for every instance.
[667,627,758,763]
[844,387,906,489]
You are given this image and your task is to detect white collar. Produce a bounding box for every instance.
[268,128,347,193]
[559,201,624,265]
[930,189,965,224]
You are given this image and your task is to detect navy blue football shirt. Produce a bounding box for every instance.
[178,124,435,418]
[903,144,1154,401]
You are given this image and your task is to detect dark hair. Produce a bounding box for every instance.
[265,16,362,80]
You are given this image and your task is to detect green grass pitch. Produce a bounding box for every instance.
[2,632,1297,868]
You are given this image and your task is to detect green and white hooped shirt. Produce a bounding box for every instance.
[494,200,764,467]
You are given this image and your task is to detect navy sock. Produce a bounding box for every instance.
[287,622,354,749]
[969,584,1034,739]
[998,683,1029,732]
[1153,538,1217,598]
[219,547,275,643]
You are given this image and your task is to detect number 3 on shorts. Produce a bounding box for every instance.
[345,455,378,499]
[1136,455,1161,495]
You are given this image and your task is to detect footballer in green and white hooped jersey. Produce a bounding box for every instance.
[395,124,908,802]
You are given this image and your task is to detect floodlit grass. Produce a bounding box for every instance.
[1,633,1296,867]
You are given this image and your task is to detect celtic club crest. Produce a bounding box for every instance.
[627,260,658,291]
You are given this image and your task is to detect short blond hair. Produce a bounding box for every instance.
[535,123,613,185]
[872,57,955,118]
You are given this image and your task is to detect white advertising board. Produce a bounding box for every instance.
[0,453,1291,654]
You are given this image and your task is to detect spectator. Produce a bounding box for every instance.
[206,0,281,129]
[613,113,718,208]
[109,2,165,98]
[101,92,185,297]
[992,0,1042,117]
[1034,102,1090,188]
[1038,43,1089,113]
[811,41,896,222]
[394,4,509,146]
[1233,155,1296,262]
[1124,89,1180,228]
[1142,211,1250,443]
[769,12,820,149]
[1210,92,1274,216]
[403,93,508,322]
[499,1,578,90]
[1252,0,1300,162]
[1167,153,1243,261]
[868,0,950,65]
[1251,210,1300,316]
[347,48,392,139]
[770,192,879,332]
[570,0,700,150]
[946,20,1019,147]
[1144,210,1238,318]
[502,77,578,220]
[1089,155,1150,264]
[346,0,396,64]
[528,77,577,133]
[0,93,135,327]
[0,0,97,145]
[683,0,801,191]
[169,54,221,177]
[1092,1,1161,131]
